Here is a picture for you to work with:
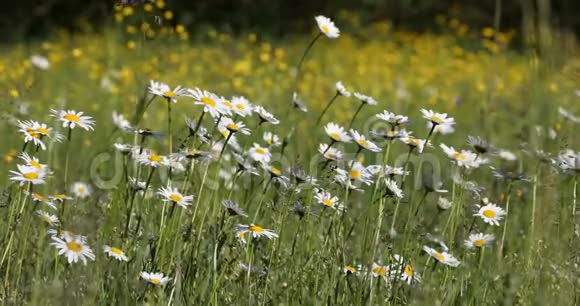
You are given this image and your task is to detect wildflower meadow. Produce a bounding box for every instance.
[0,1,579,305]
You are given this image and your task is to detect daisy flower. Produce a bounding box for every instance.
[71,182,92,199]
[376,111,409,126]
[49,193,73,202]
[556,149,580,173]
[314,190,345,211]
[335,161,373,186]
[9,165,46,186]
[248,143,271,163]
[148,80,187,103]
[254,106,280,125]
[315,15,340,38]
[263,132,281,146]
[140,272,171,285]
[335,81,351,97]
[19,152,48,171]
[158,186,193,208]
[112,111,132,131]
[50,109,95,131]
[231,96,253,117]
[292,92,308,112]
[235,224,278,240]
[221,117,251,135]
[467,135,495,154]
[343,265,360,275]
[400,136,428,153]
[103,245,129,261]
[384,178,404,199]
[353,92,378,105]
[51,234,95,265]
[422,246,460,267]
[187,88,228,118]
[17,120,47,150]
[223,200,248,217]
[136,150,168,167]
[440,144,480,168]
[350,130,381,152]
[324,123,352,143]
[420,109,455,127]
[391,255,421,285]
[318,144,343,161]
[28,192,56,209]
[431,122,455,135]
[464,233,495,249]
[370,263,391,281]
[475,203,506,226]
[37,210,59,226]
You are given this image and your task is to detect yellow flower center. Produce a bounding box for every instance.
[322,198,334,207]
[350,170,362,179]
[32,193,45,201]
[330,132,341,141]
[255,148,266,155]
[404,265,413,276]
[169,194,183,202]
[344,265,355,273]
[235,104,246,110]
[321,25,329,33]
[227,123,239,131]
[66,241,83,253]
[26,128,41,139]
[482,209,496,218]
[223,101,233,109]
[110,247,124,255]
[326,153,336,159]
[23,172,39,180]
[201,97,216,107]
[148,154,163,163]
[151,278,161,284]
[163,91,176,97]
[373,266,386,276]
[473,239,485,247]
[36,127,50,135]
[431,115,443,123]
[29,160,42,169]
[54,194,66,199]
[248,225,264,232]
[271,167,281,176]
[434,252,446,262]
[357,139,369,147]
[64,113,81,122]
[453,152,466,160]
[78,187,86,194]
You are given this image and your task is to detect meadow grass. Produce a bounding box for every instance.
[0,8,579,305]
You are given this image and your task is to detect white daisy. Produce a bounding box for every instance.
[254,106,280,125]
[148,80,187,103]
[140,272,171,285]
[335,161,373,185]
[314,190,345,211]
[19,152,48,171]
[221,117,251,135]
[335,81,351,97]
[37,210,59,226]
[158,186,193,208]
[51,234,95,265]
[400,136,429,153]
[384,178,403,199]
[103,245,129,261]
[112,111,132,131]
[474,203,506,226]
[136,150,169,167]
[263,132,281,146]
[187,88,229,117]
[318,143,343,161]
[324,123,352,143]
[342,265,360,275]
[9,165,46,186]
[370,263,391,281]
[350,130,381,152]
[50,109,95,131]
[353,92,378,105]
[235,224,278,240]
[231,96,253,117]
[17,120,47,150]
[71,182,92,199]
[430,122,455,135]
[391,255,421,285]
[422,246,460,267]
[440,144,480,168]
[248,143,271,163]
[420,109,455,127]
[464,233,495,249]
[315,15,340,38]
[376,111,409,126]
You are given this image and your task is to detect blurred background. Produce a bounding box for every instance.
[1,0,578,43]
